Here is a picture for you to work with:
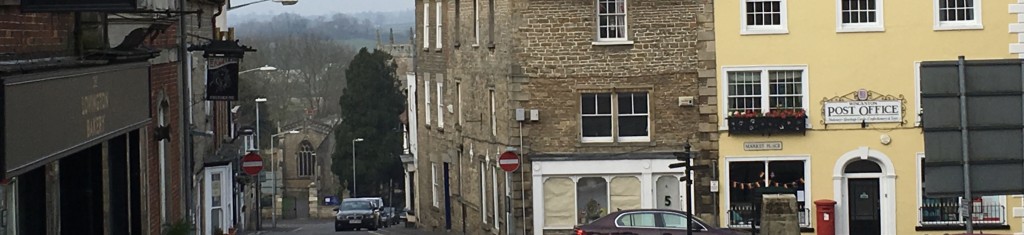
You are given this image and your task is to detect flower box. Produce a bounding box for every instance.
[727,109,807,136]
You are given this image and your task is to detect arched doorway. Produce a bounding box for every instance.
[832,147,896,235]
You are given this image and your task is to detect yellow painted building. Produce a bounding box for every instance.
[714,0,1022,234]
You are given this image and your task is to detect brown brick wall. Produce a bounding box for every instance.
[0,6,73,56]
[148,62,183,234]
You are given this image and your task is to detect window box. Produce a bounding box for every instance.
[726,110,807,135]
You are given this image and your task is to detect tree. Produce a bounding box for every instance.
[331,48,405,198]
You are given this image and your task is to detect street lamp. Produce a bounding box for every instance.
[240,65,277,75]
[351,138,365,197]
[229,0,297,10]
[269,130,299,228]
[254,97,267,230]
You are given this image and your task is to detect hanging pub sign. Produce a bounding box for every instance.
[821,89,907,125]
[206,57,240,101]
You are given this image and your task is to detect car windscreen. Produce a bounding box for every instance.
[341,201,371,210]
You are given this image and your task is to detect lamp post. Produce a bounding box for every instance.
[270,130,299,228]
[351,138,364,197]
[254,97,267,229]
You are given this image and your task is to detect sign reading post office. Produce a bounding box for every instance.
[822,89,906,124]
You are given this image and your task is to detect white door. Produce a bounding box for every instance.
[205,166,231,235]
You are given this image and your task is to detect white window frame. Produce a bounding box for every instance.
[436,1,443,49]
[835,0,884,32]
[740,0,789,35]
[580,92,651,143]
[917,152,1003,226]
[723,156,813,228]
[425,75,432,126]
[593,0,632,45]
[481,162,488,224]
[423,2,430,50]
[457,82,463,126]
[933,0,982,31]
[719,65,810,130]
[473,0,480,46]
[490,90,496,136]
[492,164,499,229]
[436,76,444,129]
[432,163,440,207]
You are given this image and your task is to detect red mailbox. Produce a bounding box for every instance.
[815,199,837,235]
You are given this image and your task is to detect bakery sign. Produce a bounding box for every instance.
[822,89,906,124]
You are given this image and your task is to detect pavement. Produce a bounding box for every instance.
[237,218,456,235]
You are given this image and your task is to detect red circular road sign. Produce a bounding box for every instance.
[499,151,520,172]
[242,152,264,175]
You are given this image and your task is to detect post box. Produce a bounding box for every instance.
[814,199,837,235]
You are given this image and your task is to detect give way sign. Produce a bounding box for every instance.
[499,151,520,172]
[241,152,264,175]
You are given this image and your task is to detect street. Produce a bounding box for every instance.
[247,219,444,235]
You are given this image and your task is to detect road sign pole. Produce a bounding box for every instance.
[957,56,973,233]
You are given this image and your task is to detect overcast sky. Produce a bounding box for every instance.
[229,0,413,16]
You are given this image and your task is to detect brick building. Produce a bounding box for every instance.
[413,0,718,234]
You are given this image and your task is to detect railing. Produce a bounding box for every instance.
[727,206,811,228]
[919,204,1005,226]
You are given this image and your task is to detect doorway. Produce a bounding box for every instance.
[848,178,880,235]
[833,147,896,235]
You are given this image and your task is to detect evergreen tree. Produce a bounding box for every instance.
[332,48,405,198]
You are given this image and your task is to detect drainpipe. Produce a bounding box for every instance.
[177,0,194,228]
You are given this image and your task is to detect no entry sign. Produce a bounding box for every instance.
[499,151,520,172]
[241,152,264,175]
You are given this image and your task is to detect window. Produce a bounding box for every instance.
[457,82,462,126]
[436,1,443,49]
[487,0,495,46]
[596,0,628,43]
[425,75,431,126]
[933,0,982,30]
[918,154,1005,225]
[615,212,655,227]
[489,90,496,136]
[741,0,788,35]
[543,177,576,228]
[297,141,315,177]
[423,2,430,49]
[727,159,810,227]
[480,162,488,224]
[581,92,649,143]
[577,177,609,224]
[662,213,700,229]
[723,67,807,119]
[436,76,444,129]
[432,163,439,207]
[837,0,884,32]
[492,164,499,228]
[473,0,480,46]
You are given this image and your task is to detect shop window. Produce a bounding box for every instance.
[543,177,575,228]
[918,156,1005,226]
[577,177,609,224]
[609,176,641,211]
[728,160,808,227]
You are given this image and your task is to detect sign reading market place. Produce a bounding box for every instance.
[822,89,905,124]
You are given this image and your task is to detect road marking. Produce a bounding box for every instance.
[369,231,386,235]
[290,227,302,232]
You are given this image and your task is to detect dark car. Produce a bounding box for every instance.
[334,198,380,231]
[383,207,400,225]
[573,209,745,235]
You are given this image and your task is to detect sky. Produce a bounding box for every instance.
[229,0,414,16]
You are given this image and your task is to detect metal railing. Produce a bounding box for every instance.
[727,206,811,228]
[919,204,1005,226]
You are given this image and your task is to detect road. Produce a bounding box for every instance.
[246,219,446,235]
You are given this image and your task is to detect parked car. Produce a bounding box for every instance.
[357,197,387,228]
[333,198,380,231]
[573,209,745,235]
[383,207,400,225]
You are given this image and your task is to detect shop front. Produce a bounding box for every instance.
[1,62,151,234]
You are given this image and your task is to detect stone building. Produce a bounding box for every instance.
[413,0,718,234]
[272,119,340,219]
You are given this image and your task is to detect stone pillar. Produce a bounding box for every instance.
[308,182,319,218]
[760,194,799,235]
